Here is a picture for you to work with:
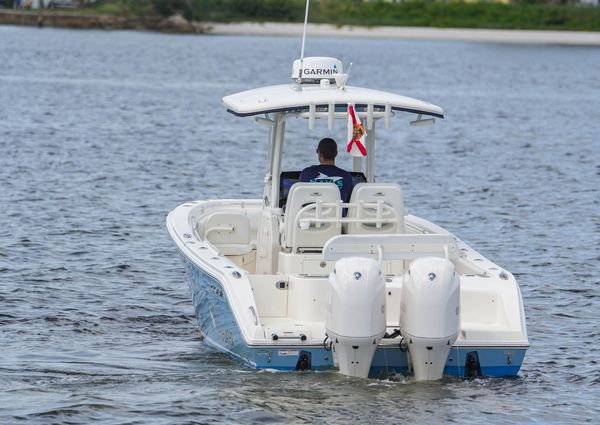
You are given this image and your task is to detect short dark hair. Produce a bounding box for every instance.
[317,138,338,161]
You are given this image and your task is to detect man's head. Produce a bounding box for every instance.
[317,138,338,164]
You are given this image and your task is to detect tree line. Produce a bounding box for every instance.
[6,0,599,31]
[97,0,600,31]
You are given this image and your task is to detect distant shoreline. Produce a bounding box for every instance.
[1,11,600,46]
[0,10,207,33]
[207,22,600,46]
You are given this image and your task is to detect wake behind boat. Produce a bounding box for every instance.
[166,56,528,381]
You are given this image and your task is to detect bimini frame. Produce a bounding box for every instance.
[222,83,444,209]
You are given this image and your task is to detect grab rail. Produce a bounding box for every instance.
[290,200,400,252]
[293,199,400,229]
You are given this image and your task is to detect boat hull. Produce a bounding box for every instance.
[182,255,526,378]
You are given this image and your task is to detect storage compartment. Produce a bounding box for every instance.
[287,276,328,322]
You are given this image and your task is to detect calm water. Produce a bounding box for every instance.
[1,25,599,424]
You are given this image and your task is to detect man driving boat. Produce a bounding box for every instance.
[299,138,354,203]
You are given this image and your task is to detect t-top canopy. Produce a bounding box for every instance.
[222,83,444,119]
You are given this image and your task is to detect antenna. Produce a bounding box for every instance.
[297,0,311,85]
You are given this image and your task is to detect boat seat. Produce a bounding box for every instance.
[197,211,253,255]
[282,183,341,252]
[347,183,405,234]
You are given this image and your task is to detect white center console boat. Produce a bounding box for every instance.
[166,57,528,380]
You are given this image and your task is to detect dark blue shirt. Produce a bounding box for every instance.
[299,164,354,203]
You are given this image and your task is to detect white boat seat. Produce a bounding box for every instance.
[198,211,253,255]
[283,183,342,252]
[347,183,405,234]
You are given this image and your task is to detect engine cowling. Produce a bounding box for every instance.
[326,257,386,378]
[400,257,460,381]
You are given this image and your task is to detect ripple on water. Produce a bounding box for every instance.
[1,26,600,423]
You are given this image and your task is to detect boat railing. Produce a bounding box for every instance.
[288,200,401,252]
[292,200,400,229]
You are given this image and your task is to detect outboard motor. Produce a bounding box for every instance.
[326,257,386,378]
[401,257,460,381]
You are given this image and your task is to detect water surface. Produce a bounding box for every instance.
[1,26,599,423]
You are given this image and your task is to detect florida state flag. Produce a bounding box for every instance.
[347,103,367,157]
